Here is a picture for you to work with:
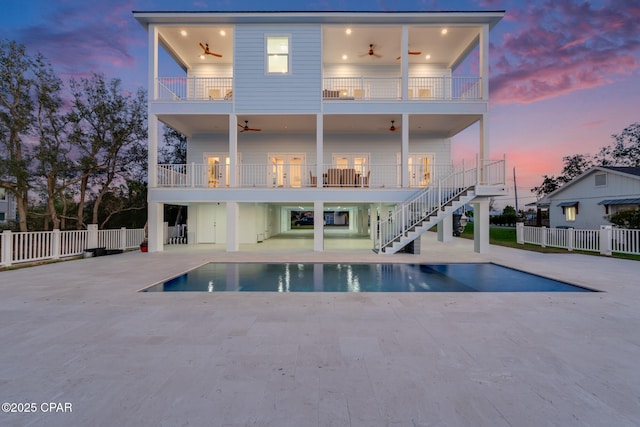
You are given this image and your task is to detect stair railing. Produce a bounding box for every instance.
[374,159,478,252]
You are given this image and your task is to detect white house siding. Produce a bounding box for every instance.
[234,25,322,113]
[187,132,448,168]
[549,170,640,229]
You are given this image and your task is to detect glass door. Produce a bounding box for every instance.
[204,153,230,188]
[407,154,434,188]
[269,154,305,188]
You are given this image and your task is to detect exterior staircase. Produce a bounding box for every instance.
[373,161,481,254]
[374,187,476,254]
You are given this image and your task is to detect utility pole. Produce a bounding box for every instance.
[513,167,519,214]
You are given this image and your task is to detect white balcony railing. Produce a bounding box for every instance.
[153,76,482,101]
[323,76,482,101]
[156,161,503,189]
[156,77,233,101]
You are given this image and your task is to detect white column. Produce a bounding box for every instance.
[226,202,239,251]
[516,222,524,244]
[401,113,409,188]
[472,199,490,254]
[228,114,238,187]
[479,113,489,184]
[479,24,489,101]
[316,114,323,187]
[148,24,158,100]
[401,25,409,100]
[148,115,159,188]
[120,227,127,250]
[148,202,164,252]
[437,215,453,243]
[314,201,324,252]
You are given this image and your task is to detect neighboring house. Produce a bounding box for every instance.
[536,167,640,229]
[133,10,507,253]
[0,188,17,225]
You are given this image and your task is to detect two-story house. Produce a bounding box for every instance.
[133,10,507,254]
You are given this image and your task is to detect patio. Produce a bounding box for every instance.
[1,233,639,426]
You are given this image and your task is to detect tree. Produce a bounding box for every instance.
[0,39,36,231]
[531,175,561,199]
[32,55,74,230]
[609,209,640,229]
[68,73,147,229]
[596,123,640,167]
[159,126,187,164]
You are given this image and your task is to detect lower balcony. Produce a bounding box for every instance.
[156,159,505,190]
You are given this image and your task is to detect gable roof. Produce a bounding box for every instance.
[536,166,640,206]
[601,166,640,177]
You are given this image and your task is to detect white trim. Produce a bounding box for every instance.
[265,34,292,75]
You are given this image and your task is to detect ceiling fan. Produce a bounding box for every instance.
[238,120,261,133]
[360,44,382,58]
[199,42,222,58]
[389,120,398,132]
[396,50,423,60]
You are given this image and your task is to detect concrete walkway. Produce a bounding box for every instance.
[1,233,639,427]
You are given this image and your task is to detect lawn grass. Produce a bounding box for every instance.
[458,223,640,260]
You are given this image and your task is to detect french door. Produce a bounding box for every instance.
[406,153,434,188]
[269,154,305,188]
[204,153,232,188]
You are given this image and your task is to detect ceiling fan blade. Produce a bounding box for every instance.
[199,42,206,51]
[208,52,223,57]
[408,51,422,55]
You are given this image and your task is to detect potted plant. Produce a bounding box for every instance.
[140,239,148,252]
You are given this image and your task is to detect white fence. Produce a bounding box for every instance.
[517,224,640,256]
[0,226,145,268]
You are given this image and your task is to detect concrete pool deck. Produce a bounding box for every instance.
[1,233,639,427]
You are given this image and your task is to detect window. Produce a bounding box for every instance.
[0,188,5,200]
[0,212,4,221]
[565,206,576,222]
[267,36,289,74]
[595,173,607,187]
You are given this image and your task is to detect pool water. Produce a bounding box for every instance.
[142,263,594,293]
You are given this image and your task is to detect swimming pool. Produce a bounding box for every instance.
[142,263,595,293]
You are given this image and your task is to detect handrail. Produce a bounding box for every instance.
[374,158,489,252]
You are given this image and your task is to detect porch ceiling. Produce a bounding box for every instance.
[156,23,481,70]
[158,114,479,138]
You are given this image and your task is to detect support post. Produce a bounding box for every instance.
[87,224,99,249]
[120,227,127,250]
[3,230,12,267]
[567,228,574,252]
[438,215,453,243]
[472,199,490,254]
[600,225,612,256]
[541,226,547,248]
[147,203,164,252]
[226,202,239,252]
[516,222,524,244]
[314,201,324,252]
[52,229,61,260]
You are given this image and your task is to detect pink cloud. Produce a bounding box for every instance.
[490,0,640,104]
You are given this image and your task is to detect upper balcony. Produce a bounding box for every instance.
[145,16,495,105]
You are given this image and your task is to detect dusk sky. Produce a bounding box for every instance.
[1,0,639,208]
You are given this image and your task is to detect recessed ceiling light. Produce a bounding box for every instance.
[441,28,448,35]
[199,55,205,60]
[425,54,431,60]
[346,28,352,35]
[180,30,187,36]
[342,54,348,60]
[220,30,226,36]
